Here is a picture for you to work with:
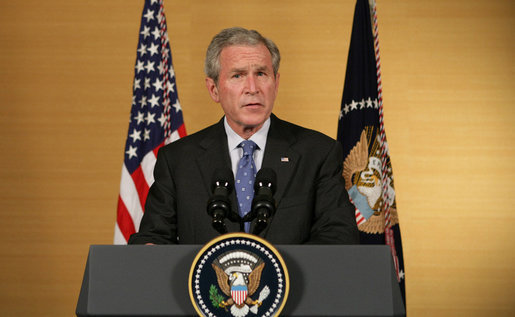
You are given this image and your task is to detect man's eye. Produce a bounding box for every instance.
[257,72,265,76]
[233,74,241,79]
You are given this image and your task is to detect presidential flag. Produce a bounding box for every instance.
[115,0,186,244]
[337,0,405,301]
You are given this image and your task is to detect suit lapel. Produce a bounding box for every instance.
[256,114,299,235]
[262,115,299,205]
[196,119,229,192]
[196,118,241,233]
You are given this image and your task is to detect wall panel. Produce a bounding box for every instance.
[0,0,513,315]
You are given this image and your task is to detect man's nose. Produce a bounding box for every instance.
[245,75,258,94]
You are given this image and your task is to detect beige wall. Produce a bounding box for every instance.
[0,0,514,316]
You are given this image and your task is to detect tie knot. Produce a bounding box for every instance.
[239,140,257,156]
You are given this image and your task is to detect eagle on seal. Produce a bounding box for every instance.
[212,260,265,317]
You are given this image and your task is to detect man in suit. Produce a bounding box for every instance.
[129,27,359,245]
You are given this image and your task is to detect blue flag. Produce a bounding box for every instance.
[337,0,405,302]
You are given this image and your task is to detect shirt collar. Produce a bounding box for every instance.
[224,116,270,151]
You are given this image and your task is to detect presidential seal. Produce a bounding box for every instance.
[189,233,289,317]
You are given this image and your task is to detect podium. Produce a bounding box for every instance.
[76,245,405,317]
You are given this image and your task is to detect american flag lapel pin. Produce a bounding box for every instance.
[281,157,289,162]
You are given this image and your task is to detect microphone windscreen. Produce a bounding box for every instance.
[254,168,277,194]
[211,168,234,192]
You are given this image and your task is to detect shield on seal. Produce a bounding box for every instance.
[231,284,248,305]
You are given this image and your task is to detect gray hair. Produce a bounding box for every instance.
[204,27,281,83]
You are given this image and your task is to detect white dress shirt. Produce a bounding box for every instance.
[224,116,270,179]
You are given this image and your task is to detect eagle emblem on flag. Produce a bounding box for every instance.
[343,127,399,234]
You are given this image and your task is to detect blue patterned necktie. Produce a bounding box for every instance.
[235,140,257,232]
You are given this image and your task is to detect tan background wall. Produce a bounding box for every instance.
[0,0,513,316]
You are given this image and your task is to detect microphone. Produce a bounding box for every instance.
[243,168,277,235]
[207,168,234,234]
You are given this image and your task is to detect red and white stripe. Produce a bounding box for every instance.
[231,290,248,306]
[115,129,184,245]
[350,197,366,226]
[355,210,366,226]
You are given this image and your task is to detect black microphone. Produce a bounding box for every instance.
[207,168,234,234]
[243,168,277,235]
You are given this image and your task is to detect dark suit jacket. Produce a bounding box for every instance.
[128,114,359,245]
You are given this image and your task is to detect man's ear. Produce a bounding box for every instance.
[205,77,219,103]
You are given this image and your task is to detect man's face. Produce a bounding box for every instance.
[206,44,280,137]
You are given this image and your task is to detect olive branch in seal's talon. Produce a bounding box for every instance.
[209,284,227,310]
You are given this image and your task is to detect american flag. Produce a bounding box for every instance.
[114,0,186,244]
[337,0,405,302]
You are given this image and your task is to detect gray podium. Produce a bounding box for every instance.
[76,245,405,317]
